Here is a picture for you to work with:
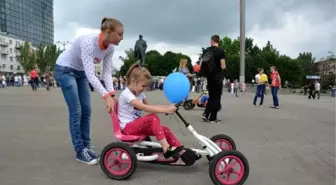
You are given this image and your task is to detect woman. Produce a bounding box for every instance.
[253,68,268,107]
[178,58,192,90]
[54,17,123,165]
[270,66,281,108]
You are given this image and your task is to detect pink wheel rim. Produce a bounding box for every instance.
[214,155,245,185]
[103,148,133,176]
[215,139,233,150]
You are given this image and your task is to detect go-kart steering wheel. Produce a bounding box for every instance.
[174,100,184,108]
[164,100,184,116]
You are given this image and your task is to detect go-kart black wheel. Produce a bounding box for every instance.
[183,99,195,110]
[206,134,236,161]
[100,142,137,180]
[209,150,249,185]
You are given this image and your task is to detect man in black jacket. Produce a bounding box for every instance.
[202,35,226,123]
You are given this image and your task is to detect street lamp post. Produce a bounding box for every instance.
[239,0,246,83]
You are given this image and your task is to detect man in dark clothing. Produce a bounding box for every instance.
[134,35,147,66]
[202,35,226,123]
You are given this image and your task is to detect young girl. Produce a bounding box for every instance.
[118,63,184,158]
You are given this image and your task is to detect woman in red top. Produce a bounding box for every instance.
[270,66,281,109]
[29,68,39,91]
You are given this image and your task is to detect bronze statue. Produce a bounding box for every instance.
[134,35,147,66]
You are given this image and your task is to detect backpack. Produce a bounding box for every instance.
[199,49,216,77]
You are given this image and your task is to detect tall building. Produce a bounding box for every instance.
[0,32,26,73]
[0,0,53,74]
[315,55,336,77]
[0,0,54,46]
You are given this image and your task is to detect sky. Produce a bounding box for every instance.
[54,0,336,69]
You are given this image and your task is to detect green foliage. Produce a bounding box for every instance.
[118,49,192,77]
[19,42,61,73]
[19,41,36,73]
[35,44,61,74]
[118,36,311,86]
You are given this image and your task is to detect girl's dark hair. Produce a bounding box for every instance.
[125,62,152,85]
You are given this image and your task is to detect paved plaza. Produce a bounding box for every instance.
[0,87,335,185]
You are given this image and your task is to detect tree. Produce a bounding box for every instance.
[218,37,307,86]
[119,49,138,76]
[118,49,192,76]
[116,36,318,87]
[297,52,316,76]
[35,44,61,74]
[19,42,36,73]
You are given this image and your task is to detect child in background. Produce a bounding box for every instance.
[118,63,184,159]
[197,94,209,107]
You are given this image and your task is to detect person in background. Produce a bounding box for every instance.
[0,73,2,88]
[201,35,226,123]
[197,93,209,107]
[270,66,281,109]
[233,79,239,97]
[314,80,320,99]
[178,58,192,98]
[331,85,336,98]
[253,68,268,107]
[308,81,315,99]
[230,81,234,94]
[30,67,39,91]
[241,82,246,94]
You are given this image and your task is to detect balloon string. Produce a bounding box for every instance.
[169,114,187,136]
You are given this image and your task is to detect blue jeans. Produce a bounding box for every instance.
[271,86,279,106]
[54,64,91,153]
[253,84,265,105]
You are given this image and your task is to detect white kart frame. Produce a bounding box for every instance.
[128,124,223,162]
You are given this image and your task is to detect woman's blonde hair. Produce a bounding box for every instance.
[179,58,188,68]
[270,66,277,72]
[101,17,123,32]
[125,62,152,85]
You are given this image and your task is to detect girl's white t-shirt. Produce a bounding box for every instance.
[118,87,146,129]
[56,33,115,97]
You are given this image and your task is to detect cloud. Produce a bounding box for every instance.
[247,12,336,58]
[54,0,336,68]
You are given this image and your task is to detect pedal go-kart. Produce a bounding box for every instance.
[100,101,249,185]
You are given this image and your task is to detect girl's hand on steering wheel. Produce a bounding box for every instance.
[165,105,177,114]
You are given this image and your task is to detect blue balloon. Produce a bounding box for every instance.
[163,72,190,103]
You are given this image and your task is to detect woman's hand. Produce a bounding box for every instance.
[104,96,116,113]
